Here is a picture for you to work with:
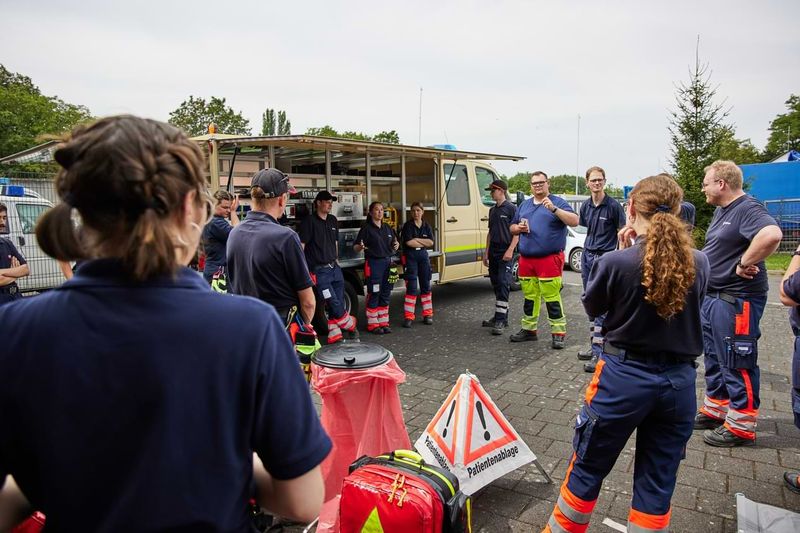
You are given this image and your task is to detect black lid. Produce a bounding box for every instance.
[312,341,392,369]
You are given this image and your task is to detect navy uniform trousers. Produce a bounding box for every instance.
[581,250,608,358]
[488,247,512,325]
[545,351,695,532]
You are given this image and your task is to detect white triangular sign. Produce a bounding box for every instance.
[414,372,537,495]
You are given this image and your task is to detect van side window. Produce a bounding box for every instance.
[444,164,470,206]
[16,203,50,234]
[475,167,498,207]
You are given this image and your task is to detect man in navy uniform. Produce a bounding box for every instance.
[0,203,29,306]
[481,179,518,335]
[576,166,625,373]
[694,160,782,447]
[227,169,315,325]
[201,190,239,284]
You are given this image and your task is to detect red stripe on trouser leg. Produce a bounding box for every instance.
[628,507,671,531]
[552,506,589,532]
[336,313,356,331]
[699,396,729,420]
[404,295,417,320]
[741,369,755,412]
[377,306,389,327]
[544,453,596,532]
[366,307,380,331]
[724,406,757,440]
[735,301,751,336]
[327,320,342,343]
[421,293,433,317]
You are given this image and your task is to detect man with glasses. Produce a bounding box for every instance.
[227,169,316,326]
[509,171,579,349]
[694,160,782,447]
[576,166,625,372]
[201,190,239,284]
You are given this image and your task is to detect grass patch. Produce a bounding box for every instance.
[766,252,792,272]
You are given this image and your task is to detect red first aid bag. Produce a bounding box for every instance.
[338,450,471,533]
[12,512,45,533]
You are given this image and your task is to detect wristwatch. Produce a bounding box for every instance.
[736,258,748,269]
[551,206,558,213]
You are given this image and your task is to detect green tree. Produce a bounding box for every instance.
[507,172,530,193]
[715,126,761,164]
[549,174,586,195]
[261,108,275,136]
[0,65,92,157]
[668,51,729,241]
[168,96,251,137]
[305,125,400,143]
[277,110,291,135]
[762,94,800,161]
[372,130,400,144]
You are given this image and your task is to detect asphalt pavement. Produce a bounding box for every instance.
[328,269,800,532]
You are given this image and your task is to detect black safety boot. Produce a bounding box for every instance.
[583,355,598,373]
[402,319,413,328]
[551,335,566,350]
[703,425,755,447]
[482,317,496,328]
[577,347,593,361]
[491,323,506,336]
[423,316,433,325]
[347,329,360,340]
[383,326,392,334]
[510,329,538,342]
[693,412,723,431]
[783,472,800,494]
[371,327,385,335]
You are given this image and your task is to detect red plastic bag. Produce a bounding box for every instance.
[312,358,411,532]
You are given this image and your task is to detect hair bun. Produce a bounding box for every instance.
[54,144,77,170]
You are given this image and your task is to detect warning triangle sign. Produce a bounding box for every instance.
[414,372,539,495]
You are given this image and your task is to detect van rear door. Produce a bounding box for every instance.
[440,163,481,282]
[474,165,502,274]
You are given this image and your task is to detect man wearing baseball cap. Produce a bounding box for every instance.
[298,190,359,343]
[227,169,316,326]
[481,179,518,335]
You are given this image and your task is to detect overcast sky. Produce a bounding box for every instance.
[2,0,798,186]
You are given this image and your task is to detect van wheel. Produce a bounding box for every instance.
[344,279,360,318]
[569,248,583,273]
[510,254,521,292]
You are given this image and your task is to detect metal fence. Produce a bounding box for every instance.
[764,199,800,252]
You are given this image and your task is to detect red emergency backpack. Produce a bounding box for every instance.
[339,450,471,533]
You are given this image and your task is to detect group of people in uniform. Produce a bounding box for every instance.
[2,113,800,532]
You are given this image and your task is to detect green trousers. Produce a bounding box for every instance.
[520,276,566,335]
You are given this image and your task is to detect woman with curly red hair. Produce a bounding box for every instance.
[544,174,709,533]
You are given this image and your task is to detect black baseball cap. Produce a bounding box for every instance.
[314,190,335,202]
[485,179,508,191]
[251,168,296,198]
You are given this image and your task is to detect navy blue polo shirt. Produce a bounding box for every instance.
[680,201,696,228]
[401,220,434,251]
[511,195,574,257]
[488,200,516,250]
[298,213,339,269]
[227,211,313,310]
[356,221,396,259]
[579,194,625,253]
[0,259,331,532]
[0,236,27,284]
[583,238,710,356]
[202,215,233,276]
[702,195,777,297]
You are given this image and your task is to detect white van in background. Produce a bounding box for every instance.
[0,184,63,292]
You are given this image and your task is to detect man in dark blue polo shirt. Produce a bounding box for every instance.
[577,166,625,372]
[227,169,315,325]
[481,179,518,335]
[0,203,29,306]
[299,190,358,343]
[201,190,239,283]
[694,160,782,448]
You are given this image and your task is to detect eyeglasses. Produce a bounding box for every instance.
[530,181,547,187]
[701,179,722,189]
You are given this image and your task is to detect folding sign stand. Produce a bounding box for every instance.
[414,372,551,495]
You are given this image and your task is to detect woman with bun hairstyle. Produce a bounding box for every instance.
[544,175,709,533]
[0,115,330,532]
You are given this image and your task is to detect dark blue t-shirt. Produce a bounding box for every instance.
[579,195,625,253]
[0,260,331,532]
[488,200,516,250]
[355,221,397,259]
[227,212,313,310]
[680,201,696,229]
[783,273,800,331]
[401,220,434,251]
[202,215,233,278]
[511,195,574,257]
[583,239,710,356]
[702,195,777,296]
